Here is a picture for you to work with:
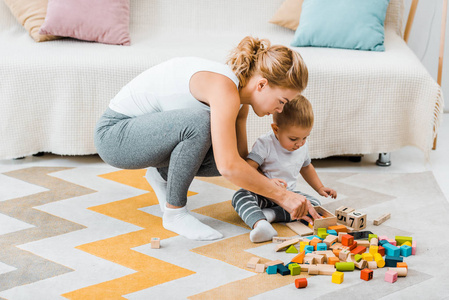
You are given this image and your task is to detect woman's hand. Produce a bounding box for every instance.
[282,191,321,222]
[318,186,337,199]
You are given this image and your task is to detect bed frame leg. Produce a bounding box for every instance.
[376,153,391,167]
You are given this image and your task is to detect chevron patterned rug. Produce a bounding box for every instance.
[0,166,448,299]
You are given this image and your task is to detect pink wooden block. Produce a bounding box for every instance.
[412,241,417,255]
[378,235,388,241]
[387,239,397,246]
[385,270,398,283]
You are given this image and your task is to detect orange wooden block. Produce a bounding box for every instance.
[332,248,341,257]
[351,246,366,255]
[361,268,373,281]
[310,238,322,250]
[328,225,348,233]
[341,234,354,247]
[295,278,308,289]
[328,257,340,265]
[397,262,408,269]
[291,251,306,264]
[349,241,358,251]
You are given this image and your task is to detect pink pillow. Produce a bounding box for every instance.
[39,0,131,46]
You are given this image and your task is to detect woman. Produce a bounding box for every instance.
[94,36,320,241]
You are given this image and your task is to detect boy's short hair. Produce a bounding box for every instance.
[273,94,314,128]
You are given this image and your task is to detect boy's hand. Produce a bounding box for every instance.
[318,186,337,199]
[270,178,287,188]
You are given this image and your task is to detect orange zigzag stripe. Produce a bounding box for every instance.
[62,169,195,299]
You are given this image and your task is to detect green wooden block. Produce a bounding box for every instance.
[354,254,363,262]
[335,262,355,272]
[288,263,301,275]
[286,245,299,253]
[368,234,378,241]
[317,228,328,239]
[395,236,412,246]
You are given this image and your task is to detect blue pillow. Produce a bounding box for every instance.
[291,0,390,51]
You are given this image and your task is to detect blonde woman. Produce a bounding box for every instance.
[94,36,320,241]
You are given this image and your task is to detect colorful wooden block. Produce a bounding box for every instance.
[402,241,412,247]
[384,270,398,283]
[348,241,358,251]
[367,261,378,269]
[374,253,385,268]
[266,265,278,274]
[286,245,299,253]
[265,260,284,268]
[335,206,355,224]
[299,241,309,252]
[385,255,403,267]
[335,262,355,272]
[317,243,327,251]
[412,241,417,255]
[361,253,374,261]
[151,237,160,249]
[327,229,338,236]
[351,246,366,255]
[369,245,379,255]
[360,268,373,281]
[373,213,390,225]
[295,278,308,288]
[310,237,322,250]
[291,251,306,264]
[387,239,397,246]
[347,211,367,230]
[288,263,301,275]
[328,257,340,265]
[389,267,407,277]
[400,245,412,257]
[247,257,260,269]
[368,234,378,242]
[317,227,328,239]
[354,254,363,262]
[304,245,314,254]
[397,262,408,269]
[383,243,400,257]
[395,236,412,246]
[378,235,388,241]
[332,271,344,284]
[324,235,338,247]
[341,234,354,247]
[378,246,385,257]
[255,264,265,273]
[275,238,300,252]
[277,264,291,276]
[328,224,348,233]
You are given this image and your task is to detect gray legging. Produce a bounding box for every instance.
[94,107,220,207]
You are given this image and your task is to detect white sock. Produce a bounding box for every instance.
[250,220,277,243]
[262,208,276,223]
[163,206,223,241]
[145,167,167,212]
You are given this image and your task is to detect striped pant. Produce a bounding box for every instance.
[232,188,321,229]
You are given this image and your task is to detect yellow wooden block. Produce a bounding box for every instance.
[299,241,309,252]
[332,271,344,284]
[361,253,374,261]
[374,253,385,268]
[402,241,412,247]
[369,245,378,255]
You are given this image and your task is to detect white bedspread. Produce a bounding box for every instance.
[0,0,443,159]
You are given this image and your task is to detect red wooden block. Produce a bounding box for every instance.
[349,241,358,251]
[295,278,308,289]
[378,246,385,256]
[341,234,354,247]
[351,246,366,255]
[361,268,373,281]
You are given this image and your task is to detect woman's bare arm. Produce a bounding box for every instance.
[190,71,319,221]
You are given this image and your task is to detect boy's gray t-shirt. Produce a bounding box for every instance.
[247,131,311,191]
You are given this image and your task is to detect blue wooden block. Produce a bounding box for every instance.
[385,255,403,267]
[304,245,314,254]
[266,265,278,274]
[379,239,390,246]
[383,243,400,257]
[400,245,412,257]
[277,264,291,276]
[327,229,338,236]
[316,243,327,251]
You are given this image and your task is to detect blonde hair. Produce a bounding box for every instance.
[226,36,308,91]
[273,95,314,128]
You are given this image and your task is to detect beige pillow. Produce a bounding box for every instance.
[4,0,60,42]
[269,0,304,31]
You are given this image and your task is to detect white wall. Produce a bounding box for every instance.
[404,0,449,112]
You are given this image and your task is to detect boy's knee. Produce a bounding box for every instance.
[232,188,250,207]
